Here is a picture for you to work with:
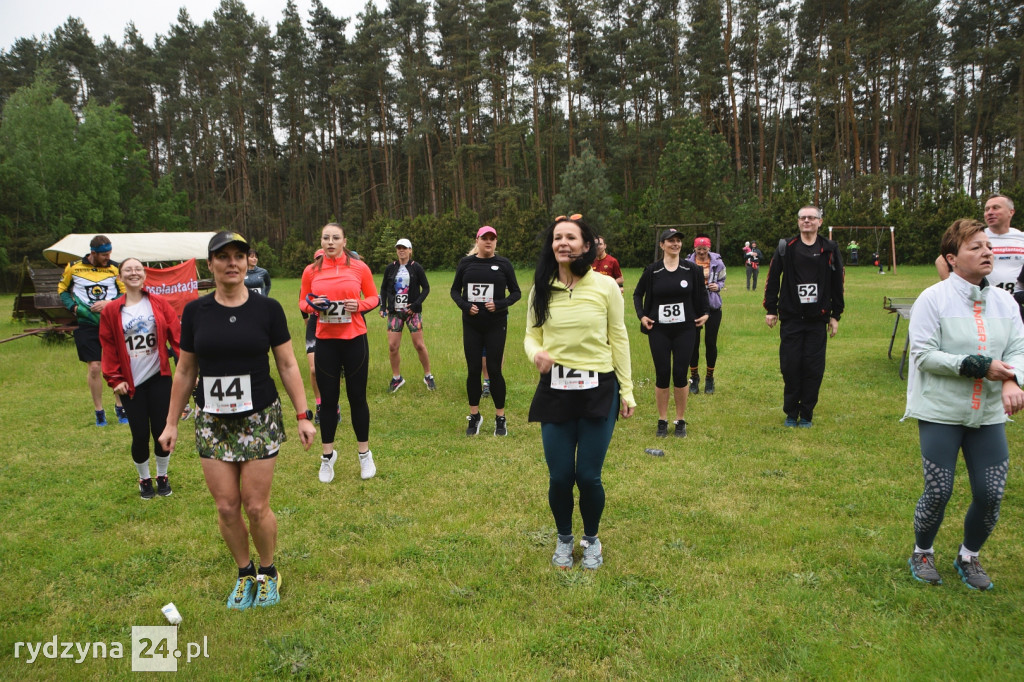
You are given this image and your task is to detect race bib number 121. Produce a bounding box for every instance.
[550,364,599,390]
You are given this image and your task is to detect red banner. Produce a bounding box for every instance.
[143,259,200,317]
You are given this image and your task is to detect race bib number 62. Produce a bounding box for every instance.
[203,375,253,414]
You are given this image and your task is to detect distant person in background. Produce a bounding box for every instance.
[743,241,751,256]
[99,257,181,499]
[58,234,128,426]
[847,240,859,266]
[244,249,271,296]
[935,195,1022,294]
[905,218,1024,591]
[763,206,845,428]
[744,241,762,291]
[687,235,726,395]
[380,238,436,393]
[451,226,521,436]
[591,235,624,293]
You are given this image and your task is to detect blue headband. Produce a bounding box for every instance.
[92,243,112,254]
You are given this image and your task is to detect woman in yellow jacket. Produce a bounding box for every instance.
[525,215,635,571]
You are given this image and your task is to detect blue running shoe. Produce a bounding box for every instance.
[784,417,798,428]
[227,575,257,610]
[115,405,129,424]
[254,571,281,607]
[797,419,813,428]
[95,410,108,427]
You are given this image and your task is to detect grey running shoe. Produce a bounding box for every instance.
[954,555,993,591]
[389,376,405,393]
[580,537,603,570]
[494,415,507,436]
[481,380,491,398]
[688,375,699,394]
[704,376,715,395]
[656,420,669,438]
[424,374,437,391]
[674,420,687,438]
[139,478,156,500]
[466,413,482,436]
[552,534,574,569]
[908,552,942,585]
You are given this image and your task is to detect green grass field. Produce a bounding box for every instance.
[2,264,1023,680]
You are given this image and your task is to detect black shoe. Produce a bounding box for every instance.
[688,376,699,394]
[656,420,669,438]
[674,420,687,438]
[156,475,172,497]
[466,413,483,436]
[704,376,715,395]
[494,415,507,436]
[139,478,156,500]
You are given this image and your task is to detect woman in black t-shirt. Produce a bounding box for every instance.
[633,229,709,438]
[159,231,315,612]
[450,226,521,436]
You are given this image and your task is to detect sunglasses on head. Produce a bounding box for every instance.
[555,214,583,221]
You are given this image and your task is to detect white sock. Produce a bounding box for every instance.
[393,375,401,380]
[959,545,979,561]
[155,455,170,477]
[914,546,933,555]
[135,461,151,479]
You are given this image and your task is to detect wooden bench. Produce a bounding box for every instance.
[12,258,76,326]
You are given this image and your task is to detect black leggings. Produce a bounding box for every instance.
[690,308,722,370]
[648,324,696,389]
[914,421,1009,552]
[315,336,370,443]
[120,374,172,464]
[463,319,508,409]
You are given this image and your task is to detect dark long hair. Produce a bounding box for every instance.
[314,222,355,270]
[531,217,597,327]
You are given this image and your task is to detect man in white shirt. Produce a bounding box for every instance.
[934,195,1022,293]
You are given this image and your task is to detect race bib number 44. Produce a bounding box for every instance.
[203,375,253,414]
[321,301,352,324]
[550,363,599,390]
[468,283,493,303]
[658,303,685,324]
[797,283,818,304]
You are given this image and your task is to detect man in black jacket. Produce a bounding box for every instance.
[763,207,845,428]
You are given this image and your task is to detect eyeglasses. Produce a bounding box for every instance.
[555,214,583,221]
[798,215,820,221]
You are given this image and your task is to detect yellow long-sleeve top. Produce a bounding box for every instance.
[524,269,635,408]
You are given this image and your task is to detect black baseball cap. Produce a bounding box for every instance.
[208,231,249,254]
[659,228,682,242]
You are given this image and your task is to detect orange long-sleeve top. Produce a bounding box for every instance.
[299,256,380,340]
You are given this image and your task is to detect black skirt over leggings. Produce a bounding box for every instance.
[121,374,172,463]
[463,317,508,409]
[316,335,370,442]
[648,324,696,389]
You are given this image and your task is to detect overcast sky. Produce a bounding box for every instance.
[1,0,382,50]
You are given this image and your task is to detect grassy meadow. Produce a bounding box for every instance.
[1,262,1023,680]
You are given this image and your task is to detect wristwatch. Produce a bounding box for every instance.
[297,409,313,421]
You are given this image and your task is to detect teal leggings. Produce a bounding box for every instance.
[541,383,619,537]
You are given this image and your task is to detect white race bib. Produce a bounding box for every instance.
[550,363,599,390]
[203,374,253,414]
[394,293,409,311]
[658,302,685,324]
[468,283,493,303]
[125,332,157,360]
[321,300,352,324]
[797,283,818,304]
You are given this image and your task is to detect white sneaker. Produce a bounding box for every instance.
[359,450,376,480]
[318,451,337,483]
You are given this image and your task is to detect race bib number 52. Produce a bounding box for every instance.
[797,283,818,304]
[203,375,253,414]
[550,364,599,390]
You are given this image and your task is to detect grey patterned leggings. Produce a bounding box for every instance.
[915,420,1009,552]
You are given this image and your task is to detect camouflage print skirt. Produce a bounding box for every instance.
[195,398,286,462]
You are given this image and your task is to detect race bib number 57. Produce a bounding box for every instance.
[468,283,493,303]
[550,364,599,390]
[203,375,253,414]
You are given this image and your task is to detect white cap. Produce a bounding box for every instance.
[395,238,412,248]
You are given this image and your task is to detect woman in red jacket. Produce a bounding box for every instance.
[99,257,181,499]
[299,223,381,483]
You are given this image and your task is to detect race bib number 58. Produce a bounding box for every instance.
[658,303,685,324]
[203,375,253,414]
[550,364,599,390]
[797,283,818,304]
